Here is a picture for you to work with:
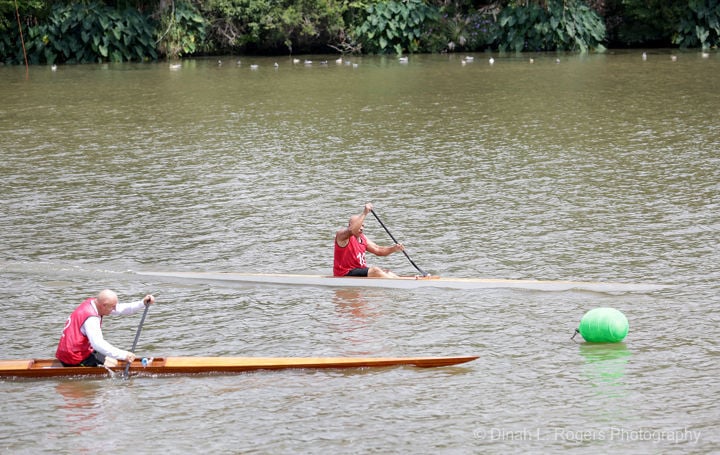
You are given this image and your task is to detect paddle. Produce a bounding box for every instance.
[370,208,429,276]
[123,295,152,379]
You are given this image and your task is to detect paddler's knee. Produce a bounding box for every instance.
[368,266,395,278]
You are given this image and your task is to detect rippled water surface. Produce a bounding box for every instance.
[1,51,719,453]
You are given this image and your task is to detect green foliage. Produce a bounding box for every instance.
[156,1,207,58]
[5,0,717,63]
[202,0,349,54]
[274,0,349,53]
[673,0,720,48]
[353,0,440,55]
[0,0,43,32]
[437,8,498,52]
[1,2,157,64]
[202,0,276,50]
[495,0,606,52]
[603,0,686,47]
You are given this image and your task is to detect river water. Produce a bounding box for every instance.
[1,50,718,453]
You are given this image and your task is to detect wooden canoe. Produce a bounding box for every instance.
[137,271,668,293]
[0,356,478,379]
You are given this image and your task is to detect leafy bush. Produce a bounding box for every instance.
[495,0,606,52]
[353,0,440,55]
[202,0,348,54]
[438,8,498,52]
[603,0,685,47]
[155,1,207,58]
[673,0,720,48]
[0,0,43,33]
[280,0,349,53]
[5,0,719,64]
[2,2,157,64]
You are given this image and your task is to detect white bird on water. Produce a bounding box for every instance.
[398,56,408,63]
[250,64,259,70]
[488,57,495,65]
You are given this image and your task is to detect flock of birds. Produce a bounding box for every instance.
[643,51,710,61]
[46,51,713,72]
[165,51,712,71]
[169,56,358,71]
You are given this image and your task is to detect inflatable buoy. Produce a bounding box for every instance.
[575,307,629,343]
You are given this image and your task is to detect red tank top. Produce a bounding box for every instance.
[55,298,101,365]
[334,234,368,276]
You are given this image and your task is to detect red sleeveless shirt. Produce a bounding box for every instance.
[55,298,101,365]
[334,234,368,276]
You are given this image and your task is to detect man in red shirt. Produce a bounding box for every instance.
[56,289,155,367]
[334,203,405,278]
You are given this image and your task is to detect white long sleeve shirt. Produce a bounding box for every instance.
[81,299,146,360]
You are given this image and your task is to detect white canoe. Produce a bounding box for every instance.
[137,271,668,293]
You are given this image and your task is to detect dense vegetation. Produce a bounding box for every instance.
[1,0,719,64]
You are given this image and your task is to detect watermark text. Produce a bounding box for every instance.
[472,426,701,444]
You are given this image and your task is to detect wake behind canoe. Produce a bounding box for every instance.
[137,271,668,293]
[0,356,478,379]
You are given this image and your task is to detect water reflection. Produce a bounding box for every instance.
[55,380,105,434]
[332,288,376,321]
[331,289,386,355]
[579,342,631,390]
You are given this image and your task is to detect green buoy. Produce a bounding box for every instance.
[575,307,629,343]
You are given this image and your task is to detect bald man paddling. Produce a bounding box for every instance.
[334,203,405,278]
[56,290,155,367]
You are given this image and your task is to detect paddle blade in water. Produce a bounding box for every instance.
[578,307,629,343]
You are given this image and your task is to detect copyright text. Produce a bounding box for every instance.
[472,426,701,444]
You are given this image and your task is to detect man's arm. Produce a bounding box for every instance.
[336,203,373,247]
[111,295,155,315]
[83,317,133,360]
[111,299,146,315]
[366,238,404,257]
[335,226,352,247]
